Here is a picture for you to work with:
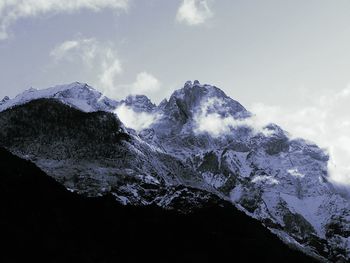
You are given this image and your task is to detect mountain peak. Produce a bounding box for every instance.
[0,82,117,113]
[183,80,201,88]
[150,81,250,136]
[175,80,231,101]
[166,81,248,118]
[121,94,156,112]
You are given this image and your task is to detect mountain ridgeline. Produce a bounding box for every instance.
[0,81,349,262]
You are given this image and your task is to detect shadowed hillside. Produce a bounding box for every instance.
[0,147,317,263]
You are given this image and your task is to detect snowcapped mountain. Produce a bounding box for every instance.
[0,82,118,113]
[1,81,349,262]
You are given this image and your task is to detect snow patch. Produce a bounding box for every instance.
[252,175,279,185]
[288,168,305,178]
[280,193,326,235]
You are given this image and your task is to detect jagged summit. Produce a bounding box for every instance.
[167,80,248,117]
[121,94,156,113]
[175,80,227,98]
[149,80,250,136]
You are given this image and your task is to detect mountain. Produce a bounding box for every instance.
[121,94,156,112]
[0,81,349,262]
[0,82,118,113]
[0,98,209,203]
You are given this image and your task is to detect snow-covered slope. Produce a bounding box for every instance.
[0,82,118,113]
[1,81,349,262]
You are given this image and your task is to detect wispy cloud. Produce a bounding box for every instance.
[50,38,101,65]
[176,0,213,26]
[114,104,161,132]
[50,38,162,101]
[50,37,123,97]
[249,86,350,186]
[99,49,124,96]
[0,0,129,40]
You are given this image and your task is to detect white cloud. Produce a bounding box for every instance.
[99,60,123,95]
[131,72,161,95]
[50,40,81,60]
[98,47,124,96]
[176,0,213,26]
[101,71,161,102]
[114,104,160,132]
[0,0,129,40]
[194,97,274,137]
[50,37,123,97]
[249,86,350,186]
[50,38,162,101]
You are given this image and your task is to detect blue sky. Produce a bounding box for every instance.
[1,0,350,185]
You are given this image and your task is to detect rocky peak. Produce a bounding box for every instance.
[147,81,250,137]
[157,81,249,125]
[121,95,155,113]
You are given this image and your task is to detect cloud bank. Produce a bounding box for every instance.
[250,86,350,186]
[176,0,213,26]
[0,0,129,40]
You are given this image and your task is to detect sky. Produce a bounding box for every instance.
[1,0,350,186]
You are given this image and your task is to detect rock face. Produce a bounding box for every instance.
[121,94,156,112]
[0,81,349,262]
